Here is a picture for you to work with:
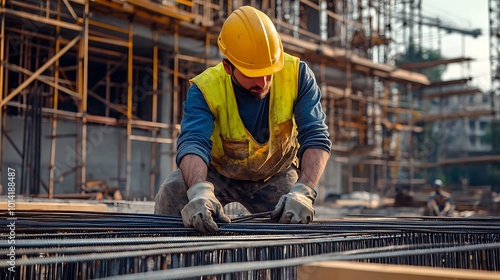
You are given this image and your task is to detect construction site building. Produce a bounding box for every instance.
[0,0,499,211]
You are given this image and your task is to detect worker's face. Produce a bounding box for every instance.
[223,60,273,100]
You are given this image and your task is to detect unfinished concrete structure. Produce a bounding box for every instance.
[0,0,498,201]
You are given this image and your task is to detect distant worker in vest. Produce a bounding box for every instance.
[154,6,331,233]
[427,179,454,216]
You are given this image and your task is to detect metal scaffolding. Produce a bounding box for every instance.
[491,0,500,101]
[0,0,431,200]
[1,0,495,201]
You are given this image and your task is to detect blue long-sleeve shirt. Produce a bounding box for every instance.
[176,61,332,167]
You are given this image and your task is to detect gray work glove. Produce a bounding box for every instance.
[181,182,231,234]
[271,182,316,224]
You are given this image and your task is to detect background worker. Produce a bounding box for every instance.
[154,6,331,233]
[427,179,454,216]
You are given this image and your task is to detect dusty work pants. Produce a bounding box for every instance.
[154,165,298,215]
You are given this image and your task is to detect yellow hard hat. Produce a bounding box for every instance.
[217,6,284,77]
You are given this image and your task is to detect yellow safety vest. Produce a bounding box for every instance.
[190,53,300,181]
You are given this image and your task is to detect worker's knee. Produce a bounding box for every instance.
[154,170,188,215]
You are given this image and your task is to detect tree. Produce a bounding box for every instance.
[396,43,447,81]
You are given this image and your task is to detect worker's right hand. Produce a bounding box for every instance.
[271,182,317,224]
[181,181,231,234]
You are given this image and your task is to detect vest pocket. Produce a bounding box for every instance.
[221,137,249,160]
[278,119,297,152]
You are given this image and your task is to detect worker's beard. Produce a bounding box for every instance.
[231,76,270,100]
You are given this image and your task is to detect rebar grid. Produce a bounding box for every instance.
[1,211,499,279]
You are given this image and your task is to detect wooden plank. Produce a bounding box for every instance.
[398,57,474,70]
[1,8,82,31]
[416,154,500,168]
[420,88,481,99]
[175,0,193,7]
[298,261,500,280]
[126,0,194,21]
[402,109,493,123]
[280,34,429,85]
[426,78,472,88]
[390,68,431,85]
[0,202,108,212]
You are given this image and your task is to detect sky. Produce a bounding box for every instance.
[421,0,491,91]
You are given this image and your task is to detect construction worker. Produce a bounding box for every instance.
[154,6,331,233]
[427,179,454,216]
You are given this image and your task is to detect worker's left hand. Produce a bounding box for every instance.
[271,182,316,224]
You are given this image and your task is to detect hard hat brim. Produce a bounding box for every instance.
[236,52,284,77]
